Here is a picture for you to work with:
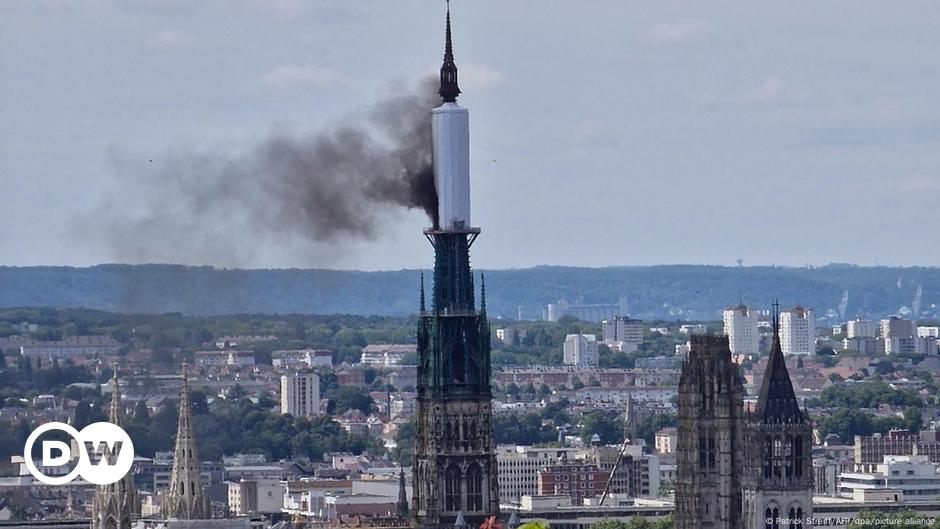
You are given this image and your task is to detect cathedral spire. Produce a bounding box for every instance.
[755,300,802,423]
[397,466,409,519]
[439,0,460,103]
[91,364,138,529]
[109,363,123,426]
[165,364,208,520]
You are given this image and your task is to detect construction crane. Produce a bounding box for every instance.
[913,285,923,322]
[598,436,632,506]
[838,290,849,321]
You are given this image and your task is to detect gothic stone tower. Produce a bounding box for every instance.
[676,335,745,529]
[742,308,813,529]
[164,367,210,519]
[413,4,498,527]
[91,369,138,529]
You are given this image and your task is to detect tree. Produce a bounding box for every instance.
[493,412,554,445]
[133,400,150,423]
[579,411,622,445]
[74,400,105,429]
[328,386,374,415]
[391,419,415,464]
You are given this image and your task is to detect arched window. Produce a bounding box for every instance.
[708,435,716,468]
[765,508,773,529]
[796,508,803,526]
[445,465,462,512]
[466,464,483,511]
[773,437,783,478]
[772,507,780,529]
[789,508,796,529]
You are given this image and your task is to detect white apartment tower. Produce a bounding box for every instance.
[563,334,598,368]
[280,373,320,417]
[722,304,760,356]
[779,306,815,355]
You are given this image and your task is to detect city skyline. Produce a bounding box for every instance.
[3,1,940,270]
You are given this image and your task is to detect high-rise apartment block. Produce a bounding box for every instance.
[779,306,815,355]
[563,334,599,367]
[722,304,760,356]
[280,373,320,417]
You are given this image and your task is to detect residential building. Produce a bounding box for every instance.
[679,324,707,336]
[536,462,607,504]
[496,446,578,503]
[280,373,320,417]
[854,430,940,472]
[918,326,940,338]
[722,304,760,356]
[496,328,527,346]
[272,349,333,369]
[360,344,416,367]
[779,306,815,354]
[227,478,283,515]
[655,428,678,455]
[20,336,122,358]
[846,319,878,339]
[601,317,644,353]
[563,334,599,368]
[582,445,660,499]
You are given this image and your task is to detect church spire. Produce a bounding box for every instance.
[91,365,138,529]
[397,466,409,519]
[439,0,460,103]
[109,363,123,426]
[165,364,208,520]
[755,300,802,423]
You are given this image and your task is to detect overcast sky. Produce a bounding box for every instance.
[2,0,940,270]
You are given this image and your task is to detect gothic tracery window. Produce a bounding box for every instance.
[466,464,483,511]
[445,465,462,512]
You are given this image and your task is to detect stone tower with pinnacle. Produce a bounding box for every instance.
[91,366,139,529]
[164,365,209,519]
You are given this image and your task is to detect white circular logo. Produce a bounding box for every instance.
[23,421,135,485]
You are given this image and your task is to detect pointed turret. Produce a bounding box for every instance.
[165,365,208,520]
[397,467,409,519]
[755,301,803,423]
[109,365,123,426]
[439,0,460,102]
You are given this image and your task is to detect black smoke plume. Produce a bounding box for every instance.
[87,78,439,267]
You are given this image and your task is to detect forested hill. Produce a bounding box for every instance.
[1,264,938,322]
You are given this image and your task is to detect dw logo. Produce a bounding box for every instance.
[23,422,135,485]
